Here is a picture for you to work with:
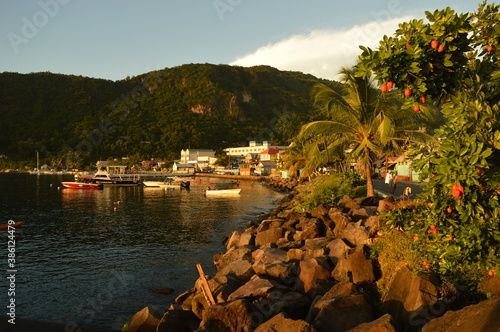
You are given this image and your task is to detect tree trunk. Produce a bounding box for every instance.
[365,162,375,197]
[363,146,375,197]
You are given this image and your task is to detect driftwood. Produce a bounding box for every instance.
[196,264,216,306]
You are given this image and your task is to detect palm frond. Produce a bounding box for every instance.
[312,83,359,122]
[298,120,354,139]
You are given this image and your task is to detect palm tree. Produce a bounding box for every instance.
[298,66,433,197]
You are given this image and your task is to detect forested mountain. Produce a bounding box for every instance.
[0,64,339,168]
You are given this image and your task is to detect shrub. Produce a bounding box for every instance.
[294,171,366,210]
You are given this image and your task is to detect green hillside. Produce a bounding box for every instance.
[0,64,339,169]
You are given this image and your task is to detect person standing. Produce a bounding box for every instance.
[390,173,398,194]
[385,171,392,184]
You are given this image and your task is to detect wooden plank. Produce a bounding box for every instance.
[196,264,216,306]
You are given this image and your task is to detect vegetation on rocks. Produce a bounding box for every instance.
[294,171,366,211]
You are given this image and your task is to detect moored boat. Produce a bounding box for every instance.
[0,221,23,230]
[61,179,103,189]
[64,164,141,188]
[143,178,190,189]
[205,188,241,195]
[208,181,239,185]
[89,166,141,186]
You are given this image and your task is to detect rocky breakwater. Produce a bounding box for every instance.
[124,180,500,332]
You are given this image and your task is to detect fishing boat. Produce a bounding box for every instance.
[143,178,190,189]
[61,178,103,189]
[205,188,241,195]
[64,165,141,187]
[208,181,239,185]
[89,166,141,186]
[0,221,23,230]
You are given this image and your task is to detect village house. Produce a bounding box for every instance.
[172,162,196,174]
[180,149,215,164]
[259,147,283,161]
[141,160,168,171]
[180,148,217,172]
[239,161,258,176]
[255,147,284,175]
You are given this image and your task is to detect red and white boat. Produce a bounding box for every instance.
[61,177,103,189]
[61,164,141,189]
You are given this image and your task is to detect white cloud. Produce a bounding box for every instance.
[231,16,414,81]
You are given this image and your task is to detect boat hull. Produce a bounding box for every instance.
[208,181,239,185]
[143,180,190,189]
[205,189,241,195]
[62,182,103,189]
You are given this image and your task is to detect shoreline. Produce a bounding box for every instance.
[7,175,497,331]
[123,176,499,331]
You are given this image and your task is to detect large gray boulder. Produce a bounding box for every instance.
[422,297,500,332]
[252,247,289,265]
[197,299,258,332]
[294,219,326,240]
[340,221,370,247]
[347,245,376,285]
[346,314,400,332]
[255,227,284,246]
[268,291,312,321]
[255,313,317,332]
[256,218,285,233]
[225,229,243,250]
[307,281,360,322]
[298,257,333,297]
[124,306,162,332]
[156,306,201,332]
[214,246,253,271]
[326,238,352,265]
[216,259,255,284]
[228,275,287,301]
[383,266,440,330]
[313,294,375,332]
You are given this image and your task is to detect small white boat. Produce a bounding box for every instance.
[205,188,241,195]
[143,178,190,189]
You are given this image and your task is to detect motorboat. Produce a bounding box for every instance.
[205,188,241,195]
[61,178,103,189]
[208,181,239,185]
[143,178,190,189]
[65,165,141,187]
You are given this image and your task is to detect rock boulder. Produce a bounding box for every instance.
[255,313,317,332]
[422,297,500,332]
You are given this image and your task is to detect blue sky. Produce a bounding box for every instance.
[1,1,479,81]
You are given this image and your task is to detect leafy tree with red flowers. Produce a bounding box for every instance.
[358,2,500,291]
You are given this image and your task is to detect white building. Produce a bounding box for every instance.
[180,149,215,164]
[224,141,287,159]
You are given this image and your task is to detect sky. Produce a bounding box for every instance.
[0,1,480,82]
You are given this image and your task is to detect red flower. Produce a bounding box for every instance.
[451,184,464,198]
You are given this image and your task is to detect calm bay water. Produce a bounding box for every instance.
[0,173,283,329]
